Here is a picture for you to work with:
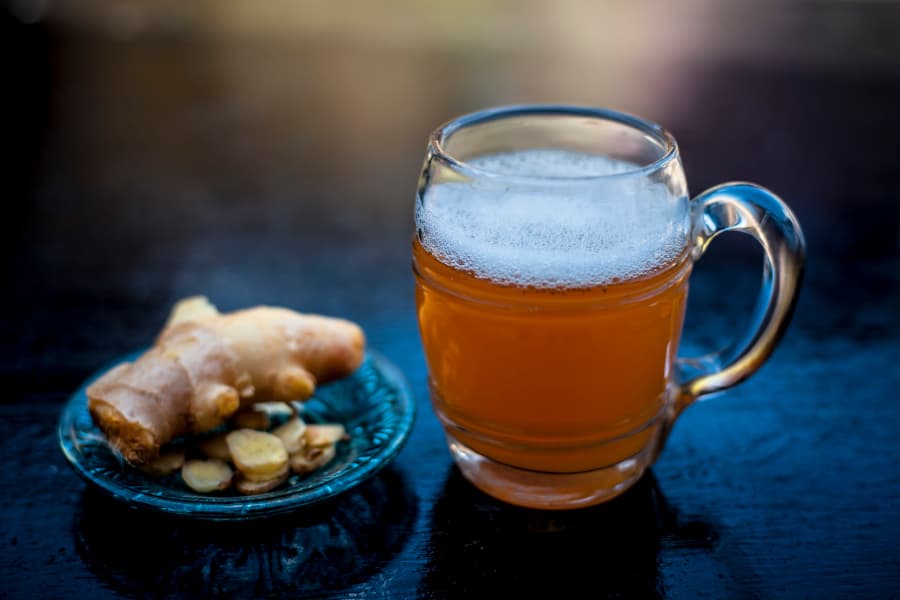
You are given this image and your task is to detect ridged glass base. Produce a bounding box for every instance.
[446,433,654,510]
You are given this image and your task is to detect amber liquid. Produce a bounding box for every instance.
[414,238,691,473]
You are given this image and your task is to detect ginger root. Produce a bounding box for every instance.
[87,297,365,464]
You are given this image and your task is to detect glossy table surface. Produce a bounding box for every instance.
[3,3,899,597]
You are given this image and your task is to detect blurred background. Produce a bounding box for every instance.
[3,1,900,596]
[5,0,899,390]
[7,0,900,389]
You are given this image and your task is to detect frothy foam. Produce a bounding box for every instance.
[417,149,688,288]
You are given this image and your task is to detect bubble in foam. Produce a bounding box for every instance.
[462,148,637,178]
[417,149,689,288]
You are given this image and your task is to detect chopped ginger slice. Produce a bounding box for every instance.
[182,459,233,493]
[236,471,289,495]
[273,417,307,454]
[197,434,231,461]
[143,450,185,476]
[290,444,337,474]
[226,429,288,477]
[304,424,347,448]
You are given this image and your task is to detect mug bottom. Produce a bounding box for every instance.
[446,432,655,510]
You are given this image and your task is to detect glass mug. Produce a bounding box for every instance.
[413,105,805,509]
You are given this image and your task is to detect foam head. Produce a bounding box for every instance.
[417,149,689,288]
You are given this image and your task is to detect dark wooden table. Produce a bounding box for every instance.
[3,3,899,598]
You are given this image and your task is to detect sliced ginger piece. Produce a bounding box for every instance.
[230,409,271,430]
[226,429,288,478]
[235,470,290,495]
[253,402,295,419]
[197,433,231,461]
[240,461,289,483]
[304,424,347,448]
[182,459,233,493]
[290,444,336,475]
[273,417,307,454]
[142,449,185,477]
[230,402,294,430]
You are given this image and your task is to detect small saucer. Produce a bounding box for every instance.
[59,350,415,520]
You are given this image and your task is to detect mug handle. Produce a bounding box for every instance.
[664,183,806,434]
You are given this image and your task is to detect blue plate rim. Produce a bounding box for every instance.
[58,348,416,520]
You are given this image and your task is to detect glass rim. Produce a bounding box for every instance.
[429,104,680,183]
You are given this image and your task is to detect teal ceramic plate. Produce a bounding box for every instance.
[59,350,415,520]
